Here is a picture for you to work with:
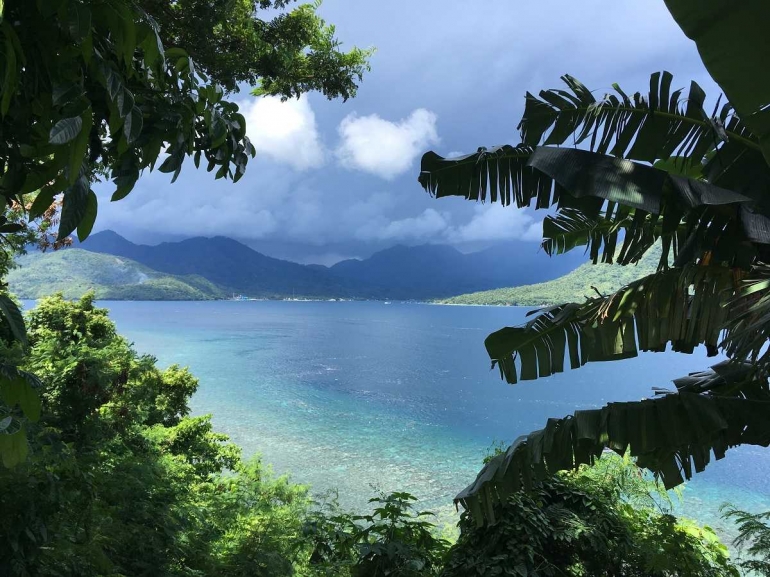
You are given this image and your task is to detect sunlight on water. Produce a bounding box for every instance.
[92,300,770,540]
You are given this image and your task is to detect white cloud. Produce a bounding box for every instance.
[522,220,543,242]
[350,204,541,245]
[447,205,539,243]
[238,96,325,170]
[336,109,439,179]
[356,208,449,241]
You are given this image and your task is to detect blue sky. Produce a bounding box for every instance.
[93,0,719,265]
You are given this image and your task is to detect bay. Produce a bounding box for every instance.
[89,300,770,539]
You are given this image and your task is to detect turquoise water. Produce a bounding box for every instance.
[93,300,769,540]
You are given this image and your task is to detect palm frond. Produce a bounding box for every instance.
[670,360,767,399]
[519,71,760,166]
[420,144,760,267]
[542,207,634,264]
[722,264,770,369]
[418,145,555,208]
[665,0,770,164]
[456,389,770,525]
[486,265,733,384]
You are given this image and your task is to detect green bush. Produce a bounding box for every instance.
[304,491,451,576]
[442,453,738,577]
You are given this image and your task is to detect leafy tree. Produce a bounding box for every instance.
[0,0,370,466]
[140,0,373,96]
[417,0,770,523]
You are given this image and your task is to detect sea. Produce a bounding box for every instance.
[72,300,770,542]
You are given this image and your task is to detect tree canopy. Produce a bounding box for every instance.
[139,0,372,97]
[418,0,770,524]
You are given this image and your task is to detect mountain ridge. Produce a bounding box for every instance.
[58,230,587,300]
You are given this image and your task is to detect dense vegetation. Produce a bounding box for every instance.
[439,246,659,306]
[8,249,224,300]
[0,293,750,575]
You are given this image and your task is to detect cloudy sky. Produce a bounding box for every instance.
[93,1,719,265]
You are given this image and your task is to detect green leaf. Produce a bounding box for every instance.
[0,294,26,345]
[67,1,91,43]
[76,189,98,242]
[58,172,90,240]
[116,88,134,118]
[123,106,143,143]
[0,429,28,468]
[139,23,165,71]
[52,82,83,106]
[665,0,770,164]
[419,145,555,208]
[69,108,93,185]
[28,187,57,219]
[1,376,41,422]
[49,116,83,145]
[518,72,754,166]
[2,32,17,116]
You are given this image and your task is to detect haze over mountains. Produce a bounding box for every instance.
[10,230,586,300]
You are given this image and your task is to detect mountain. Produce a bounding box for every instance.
[438,246,660,306]
[7,249,225,300]
[329,241,585,299]
[77,231,367,298]
[69,231,585,300]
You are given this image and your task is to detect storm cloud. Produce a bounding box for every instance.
[93,0,718,264]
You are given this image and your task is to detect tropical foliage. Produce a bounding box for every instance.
[444,452,738,577]
[0,0,370,465]
[722,505,770,576]
[418,0,770,523]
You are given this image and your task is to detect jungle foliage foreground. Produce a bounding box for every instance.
[1,294,768,576]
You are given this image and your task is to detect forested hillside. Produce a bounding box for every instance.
[7,249,224,300]
[439,246,659,306]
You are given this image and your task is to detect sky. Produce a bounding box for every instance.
[93,0,720,265]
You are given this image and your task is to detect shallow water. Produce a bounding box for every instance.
[80,300,770,541]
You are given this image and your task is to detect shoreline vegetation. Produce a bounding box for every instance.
[435,245,660,307]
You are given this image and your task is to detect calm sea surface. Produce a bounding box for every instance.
[70,300,770,539]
